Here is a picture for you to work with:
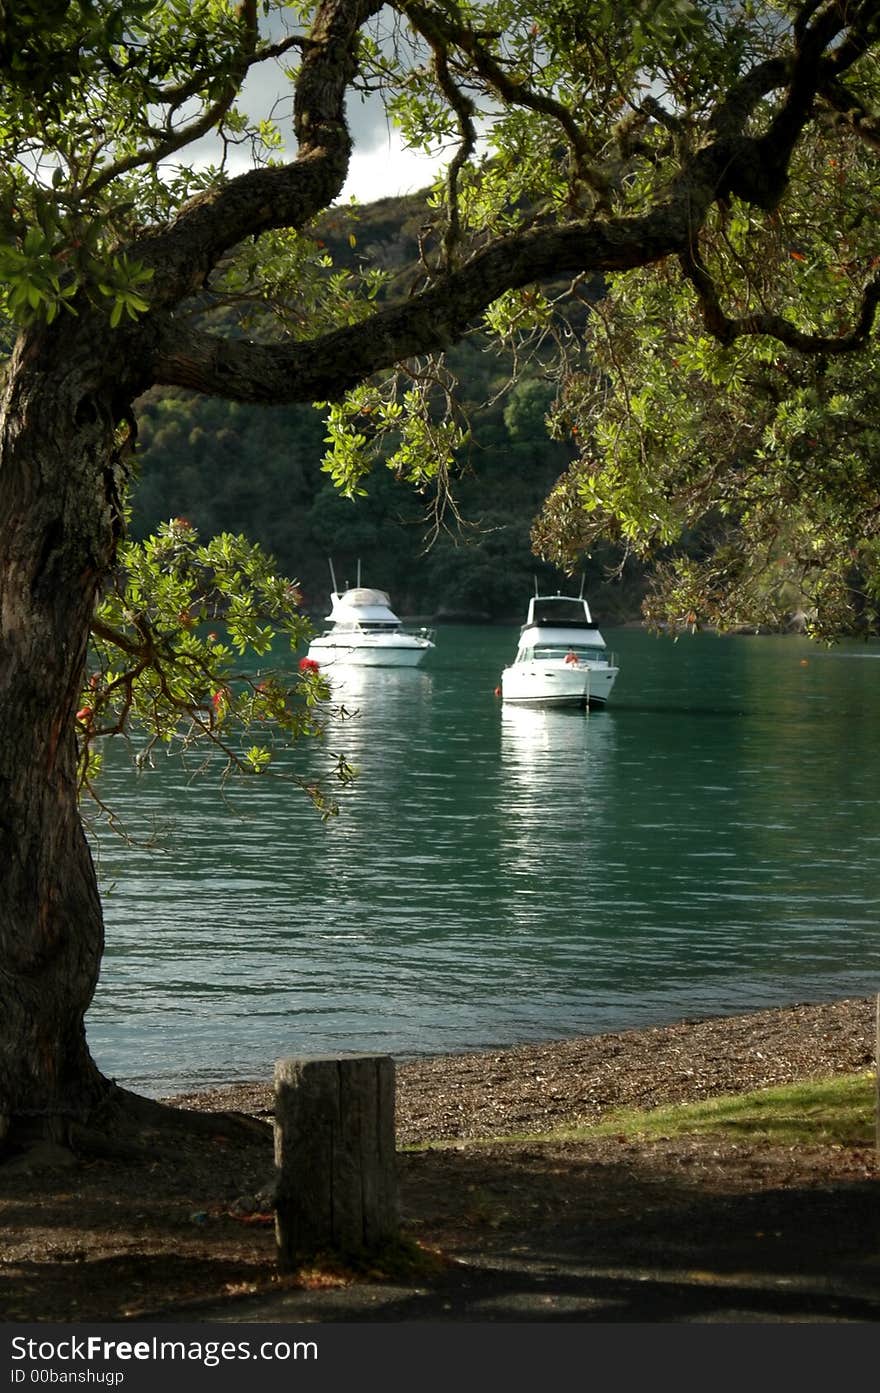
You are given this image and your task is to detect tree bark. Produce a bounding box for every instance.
[0,330,128,1141]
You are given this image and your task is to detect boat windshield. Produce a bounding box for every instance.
[330,622,400,635]
[531,598,596,627]
[531,644,608,663]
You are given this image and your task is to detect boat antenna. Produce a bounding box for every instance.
[357,558,361,588]
[578,574,585,600]
[533,575,539,597]
[328,557,338,594]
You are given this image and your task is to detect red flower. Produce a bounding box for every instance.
[298,657,320,673]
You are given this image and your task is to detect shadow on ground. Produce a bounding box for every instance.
[163,1140,880,1324]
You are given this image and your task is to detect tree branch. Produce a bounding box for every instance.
[403,0,612,201]
[90,617,149,661]
[150,184,719,401]
[427,40,477,266]
[77,0,262,202]
[129,1,879,400]
[748,0,852,184]
[705,2,877,211]
[819,78,880,151]
[128,0,383,308]
[680,241,880,354]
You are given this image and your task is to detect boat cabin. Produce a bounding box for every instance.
[325,587,404,633]
[525,595,598,630]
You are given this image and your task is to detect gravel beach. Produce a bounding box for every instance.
[167,995,878,1143]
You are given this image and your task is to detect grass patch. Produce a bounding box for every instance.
[407,1072,877,1152]
[548,1072,876,1148]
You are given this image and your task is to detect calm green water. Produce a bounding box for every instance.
[86,627,880,1095]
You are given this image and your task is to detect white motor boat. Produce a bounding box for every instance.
[500,592,618,708]
[307,566,435,668]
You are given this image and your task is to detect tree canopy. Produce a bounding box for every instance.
[3,2,880,638]
[2,0,880,1147]
[6,2,880,637]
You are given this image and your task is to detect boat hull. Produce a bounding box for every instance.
[501,661,617,708]
[307,638,431,667]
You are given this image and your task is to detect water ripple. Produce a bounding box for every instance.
[87,628,880,1093]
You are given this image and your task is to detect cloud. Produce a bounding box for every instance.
[340,132,448,203]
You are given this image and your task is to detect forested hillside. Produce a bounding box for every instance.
[130,195,643,623]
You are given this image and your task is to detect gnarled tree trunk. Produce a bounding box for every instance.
[0,329,128,1146]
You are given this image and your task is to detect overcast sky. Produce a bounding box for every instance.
[337,100,451,202]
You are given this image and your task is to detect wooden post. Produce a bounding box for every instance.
[273,1054,397,1269]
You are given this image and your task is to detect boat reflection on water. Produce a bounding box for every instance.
[324,661,433,707]
[498,704,617,892]
[319,662,434,772]
[500,703,616,783]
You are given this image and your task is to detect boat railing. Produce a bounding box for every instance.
[530,644,615,665]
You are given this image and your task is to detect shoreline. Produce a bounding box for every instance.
[166,994,877,1146]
